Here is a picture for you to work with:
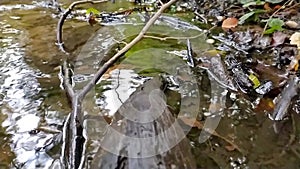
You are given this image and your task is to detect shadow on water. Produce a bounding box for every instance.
[1,0,300,169]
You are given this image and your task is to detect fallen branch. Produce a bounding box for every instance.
[143,25,216,42]
[56,0,178,168]
[79,0,178,99]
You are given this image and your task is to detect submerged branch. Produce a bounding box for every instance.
[56,0,179,168]
[79,0,178,99]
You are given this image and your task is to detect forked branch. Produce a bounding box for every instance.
[56,0,178,168]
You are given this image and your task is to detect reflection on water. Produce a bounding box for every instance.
[0,14,53,169]
[98,69,150,116]
[2,0,193,167]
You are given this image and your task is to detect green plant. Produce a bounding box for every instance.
[86,7,100,15]
[238,9,266,24]
[263,18,284,34]
[239,0,284,7]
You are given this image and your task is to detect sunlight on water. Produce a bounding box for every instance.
[99,69,149,116]
[0,13,54,168]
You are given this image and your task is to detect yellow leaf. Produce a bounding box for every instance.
[249,73,261,89]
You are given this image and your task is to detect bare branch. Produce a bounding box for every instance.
[143,25,217,41]
[62,61,75,98]
[56,0,179,168]
[56,0,108,53]
[79,0,178,99]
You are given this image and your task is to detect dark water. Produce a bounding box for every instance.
[1,0,300,169]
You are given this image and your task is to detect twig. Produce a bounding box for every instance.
[143,25,217,41]
[144,34,202,41]
[194,11,207,24]
[261,0,293,37]
[37,126,61,134]
[79,0,179,99]
[56,0,108,53]
[211,130,244,154]
[284,2,300,11]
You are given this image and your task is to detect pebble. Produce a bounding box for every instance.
[285,21,298,29]
[206,38,215,44]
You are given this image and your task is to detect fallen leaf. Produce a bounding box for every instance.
[248,73,261,88]
[272,31,287,46]
[225,145,236,151]
[290,32,300,48]
[87,14,97,26]
[178,116,203,129]
[222,17,238,29]
[255,98,275,112]
[288,55,300,71]
[274,5,281,10]
[264,2,272,11]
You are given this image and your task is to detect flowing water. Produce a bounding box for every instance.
[1,0,300,169]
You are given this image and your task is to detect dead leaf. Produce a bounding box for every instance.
[288,54,300,71]
[178,116,203,129]
[264,3,272,11]
[225,145,236,151]
[255,98,275,112]
[87,14,98,26]
[272,31,287,46]
[222,17,238,29]
[274,5,281,10]
[290,32,300,48]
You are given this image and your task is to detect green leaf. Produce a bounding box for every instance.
[239,0,255,4]
[86,7,100,15]
[268,18,284,28]
[241,0,265,7]
[256,0,265,5]
[238,10,266,24]
[239,11,255,24]
[265,0,283,4]
[264,27,277,34]
[263,18,284,34]
[242,1,257,7]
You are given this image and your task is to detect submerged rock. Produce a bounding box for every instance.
[91,77,196,169]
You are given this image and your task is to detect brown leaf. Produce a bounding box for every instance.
[255,62,287,88]
[264,3,272,11]
[255,98,275,112]
[222,17,238,29]
[87,15,97,26]
[178,116,203,129]
[272,31,287,46]
[225,145,236,151]
[274,5,281,10]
